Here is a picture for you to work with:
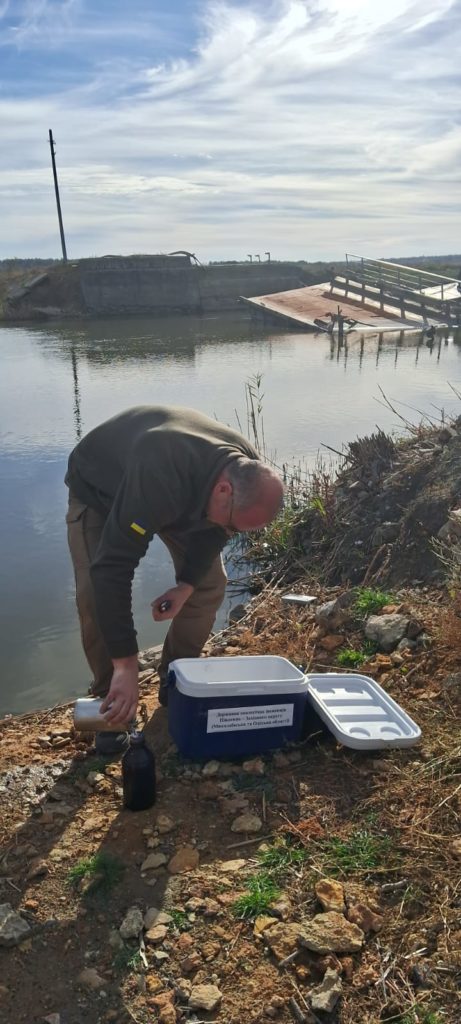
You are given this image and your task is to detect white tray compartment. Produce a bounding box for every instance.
[306,673,421,749]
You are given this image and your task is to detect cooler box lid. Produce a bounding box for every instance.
[306,672,421,749]
[170,655,307,698]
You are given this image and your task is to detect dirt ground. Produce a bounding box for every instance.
[1,583,461,1024]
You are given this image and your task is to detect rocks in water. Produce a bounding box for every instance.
[315,878,345,914]
[315,592,356,631]
[300,912,364,953]
[77,967,105,990]
[189,983,223,1011]
[311,967,343,1012]
[231,813,262,834]
[347,903,384,933]
[168,846,200,874]
[0,904,31,947]
[141,852,168,872]
[365,613,422,652]
[119,906,143,939]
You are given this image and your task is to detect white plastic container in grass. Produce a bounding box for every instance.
[167,655,308,759]
[306,673,421,750]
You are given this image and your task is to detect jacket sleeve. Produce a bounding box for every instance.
[89,437,188,658]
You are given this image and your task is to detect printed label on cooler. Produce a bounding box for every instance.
[206,703,294,733]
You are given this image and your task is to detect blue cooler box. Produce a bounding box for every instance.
[167,655,308,759]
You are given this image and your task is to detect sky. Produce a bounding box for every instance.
[0,0,460,262]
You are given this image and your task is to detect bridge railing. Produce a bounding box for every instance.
[345,254,457,301]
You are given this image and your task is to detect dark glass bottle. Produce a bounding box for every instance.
[122,732,156,811]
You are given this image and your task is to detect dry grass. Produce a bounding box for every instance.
[211,586,461,1022]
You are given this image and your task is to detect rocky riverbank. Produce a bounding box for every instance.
[2,422,461,1024]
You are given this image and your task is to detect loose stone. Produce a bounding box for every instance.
[145,924,168,945]
[310,967,343,1012]
[188,983,223,1011]
[0,904,31,947]
[144,907,160,929]
[77,968,105,990]
[347,903,384,933]
[254,915,279,938]
[202,760,220,777]
[218,859,246,872]
[300,912,364,954]
[156,814,175,834]
[264,922,303,962]
[231,813,262,834]
[242,757,265,775]
[141,852,168,872]
[119,906,144,940]
[315,878,345,913]
[168,846,200,874]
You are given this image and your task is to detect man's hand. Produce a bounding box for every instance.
[151,582,194,621]
[100,655,139,725]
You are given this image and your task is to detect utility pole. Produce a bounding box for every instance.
[48,129,68,262]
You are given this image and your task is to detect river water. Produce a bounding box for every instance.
[1,314,461,716]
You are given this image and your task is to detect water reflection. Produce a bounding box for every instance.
[326,327,453,370]
[2,314,461,715]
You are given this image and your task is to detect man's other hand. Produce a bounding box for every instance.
[100,655,139,725]
[151,582,194,622]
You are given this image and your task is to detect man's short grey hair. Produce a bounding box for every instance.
[226,458,284,512]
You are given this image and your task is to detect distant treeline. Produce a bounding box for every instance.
[2,254,460,277]
[0,258,59,270]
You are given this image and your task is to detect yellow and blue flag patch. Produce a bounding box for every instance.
[130,521,146,536]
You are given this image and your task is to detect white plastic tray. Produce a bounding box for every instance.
[306,672,421,749]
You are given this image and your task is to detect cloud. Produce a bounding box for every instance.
[0,0,460,260]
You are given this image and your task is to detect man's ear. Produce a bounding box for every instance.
[217,478,232,497]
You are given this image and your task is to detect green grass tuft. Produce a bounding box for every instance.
[67,851,125,894]
[258,842,308,875]
[354,587,394,617]
[388,1010,444,1024]
[112,946,143,974]
[259,505,304,557]
[337,648,367,668]
[337,640,377,668]
[321,829,392,875]
[170,909,188,930]
[233,872,281,920]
